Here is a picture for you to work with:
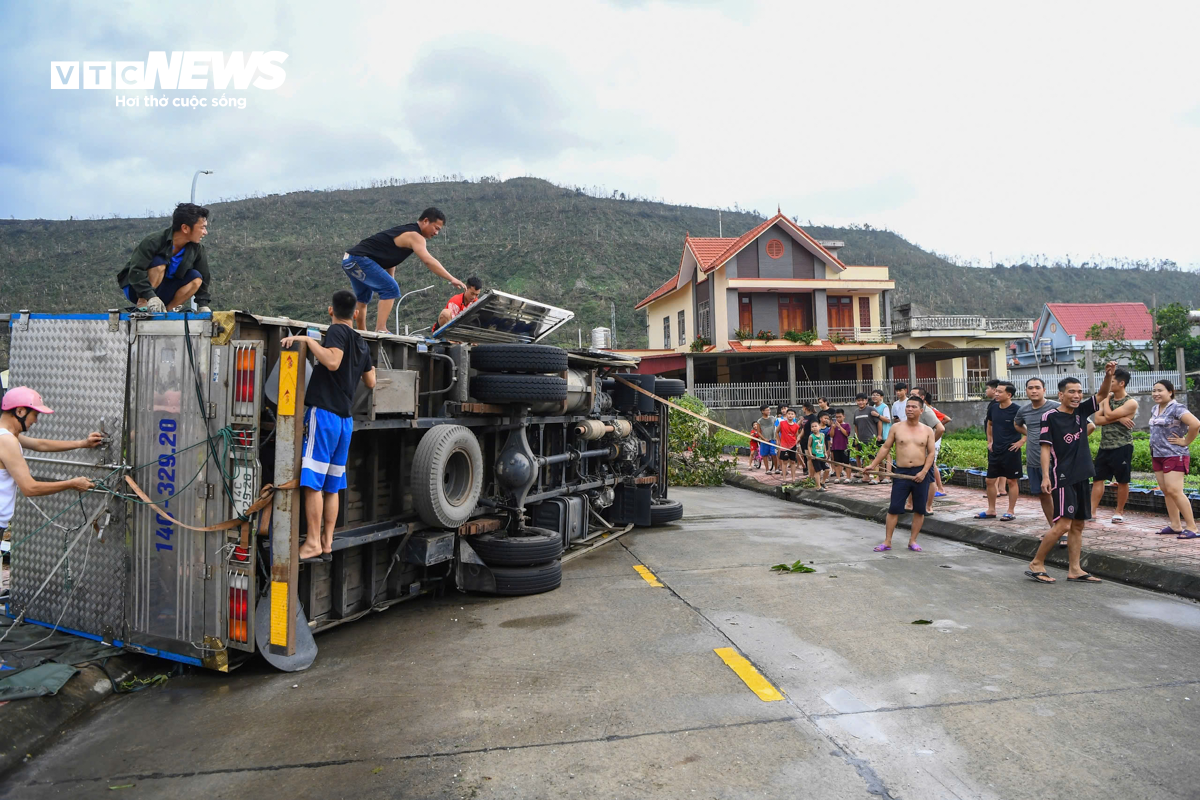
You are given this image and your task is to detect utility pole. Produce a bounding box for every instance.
[190,170,213,203]
[718,209,722,237]
[611,301,617,349]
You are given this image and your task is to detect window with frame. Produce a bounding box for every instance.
[677,310,685,346]
[663,316,671,349]
[697,301,711,341]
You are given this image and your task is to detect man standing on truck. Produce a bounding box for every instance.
[117,203,213,313]
[342,207,467,334]
[0,388,103,542]
[434,276,483,331]
[280,291,377,562]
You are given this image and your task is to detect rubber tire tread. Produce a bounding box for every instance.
[469,527,564,566]
[470,373,567,403]
[470,344,568,374]
[649,498,684,525]
[654,378,686,398]
[491,560,563,596]
[411,424,484,528]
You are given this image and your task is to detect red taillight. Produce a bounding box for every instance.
[227,574,249,643]
[234,346,256,405]
[232,545,249,562]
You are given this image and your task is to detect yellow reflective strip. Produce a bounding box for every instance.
[277,351,298,416]
[269,580,289,646]
[633,564,663,587]
[714,647,784,701]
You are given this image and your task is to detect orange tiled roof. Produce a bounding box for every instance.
[1044,303,1153,340]
[726,341,838,353]
[634,274,679,310]
[686,236,738,269]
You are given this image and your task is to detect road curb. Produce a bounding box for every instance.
[725,473,1200,600]
[0,653,152,780]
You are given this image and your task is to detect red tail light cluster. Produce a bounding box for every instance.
[234,346,256,403]
[228,573,249,643]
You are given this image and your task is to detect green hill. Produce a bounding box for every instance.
[1,177,1197,362]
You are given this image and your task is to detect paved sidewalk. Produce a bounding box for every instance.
[731,457,1200,599]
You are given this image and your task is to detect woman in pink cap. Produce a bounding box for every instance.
[0,387,104,539]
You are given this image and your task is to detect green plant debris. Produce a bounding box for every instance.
[372,767,384,774]
[771,560,816,574]
[911,619,933,625]
[120,673,169,692]
[109,785,135,791]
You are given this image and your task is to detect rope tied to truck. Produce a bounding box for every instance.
[123,476,300,548]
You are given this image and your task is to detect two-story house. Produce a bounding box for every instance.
[1009,302,1154,378]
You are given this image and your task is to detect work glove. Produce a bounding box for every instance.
[143,296,166,313]
[197,306,211,313]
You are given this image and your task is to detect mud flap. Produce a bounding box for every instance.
[255,595,317,672]
[608,484,651,527]
[455,538,497,593]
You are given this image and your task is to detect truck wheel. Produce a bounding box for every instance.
[654,378,686,398]
[412,425,484,528]
[470,344,568,374]
[470,374,567,404]
[491,560,563,596]
[469,527,563,566]
[648,498,684,526]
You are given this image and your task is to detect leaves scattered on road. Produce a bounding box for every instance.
[911,619,933,625]
[771,560,816,574]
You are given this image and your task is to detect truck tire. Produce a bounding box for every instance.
[470,374,567,404]
[469,527,563,566]
[491,560,563,596]
[648,498,684,526]
[412,425,484,528]
[470,344,568,374]
[654,378,686,398]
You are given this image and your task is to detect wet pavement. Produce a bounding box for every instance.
[4,486,1200,799]
[737,457,1200,580]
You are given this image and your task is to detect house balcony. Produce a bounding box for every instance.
[827,326,892,344]
[892,316,1034,335]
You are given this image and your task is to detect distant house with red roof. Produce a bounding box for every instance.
[1010,302,1155,375]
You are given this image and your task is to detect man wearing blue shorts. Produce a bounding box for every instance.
[117,202,212,313]
[280,290,376,562]
[753,405,777,473]
[342,207,466,333]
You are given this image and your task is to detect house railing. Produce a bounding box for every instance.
[827,326,892,343]
[892,316,1034,334]
[693,370,1185,407]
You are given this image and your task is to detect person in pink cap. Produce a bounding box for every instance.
[0,387,103,539]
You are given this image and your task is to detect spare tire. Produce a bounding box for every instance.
[471,344,568,374]
[469,527,563,566]
[471,374,567,404]
[412,425,484,528]
[647,498,684,526]
[654,378,686,398]
[491,561,563,596]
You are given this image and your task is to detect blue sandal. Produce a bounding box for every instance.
[975,512,996,519]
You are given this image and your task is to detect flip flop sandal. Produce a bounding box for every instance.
[1024,570,1055,584]
[321,553,333,562]
[1157,526,1183,535]
[1177,531,1200,540]
[975,512,996,519]
[1000,513,1016,521]
[934,491,947,498]
[908,543,923,551]
[873,544,892,552]
[299,555,324,564]
[1066,573,1102,582]
[1111,515,1124,523]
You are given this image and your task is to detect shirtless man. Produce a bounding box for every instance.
[865,396,937,552]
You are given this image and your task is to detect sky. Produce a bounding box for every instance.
[1,0,1198,269]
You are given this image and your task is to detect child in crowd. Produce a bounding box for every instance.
[818,412,833,483]
[776,408,802,482]
[748,427,762,470]
[830,408,852,483]
[807,420,828,492]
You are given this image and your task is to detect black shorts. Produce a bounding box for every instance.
[831,449,850,464]
[779,449,797,462]
[1094,444,1134,484]
[986,449,1022,480]
[809,457,827,472]
[888,466,932,516]
[1051,480,1091,522]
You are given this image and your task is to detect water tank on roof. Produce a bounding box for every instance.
[590,327,612,349]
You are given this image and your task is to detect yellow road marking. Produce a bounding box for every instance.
[633,564,663,587]
[714,647,784,701]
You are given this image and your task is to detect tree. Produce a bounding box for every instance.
[1156,302,1200,371]
[1076,322,1151,370]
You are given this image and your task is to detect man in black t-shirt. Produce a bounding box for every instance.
[281,290,377,561]
[1025,362,1117,585]
[983,382,1022,519]
[342,207,466,333]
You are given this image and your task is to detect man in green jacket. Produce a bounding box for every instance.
[117,203,213,313]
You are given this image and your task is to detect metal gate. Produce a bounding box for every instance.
[7,313,131,640]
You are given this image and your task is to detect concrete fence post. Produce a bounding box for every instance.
[1177,346,1187,393]
[1085,347,1095,393]
[787,355,798,406]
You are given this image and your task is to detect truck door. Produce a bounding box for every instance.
[6,313,132,643]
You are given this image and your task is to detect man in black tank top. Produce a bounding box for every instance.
[341,207,466,333]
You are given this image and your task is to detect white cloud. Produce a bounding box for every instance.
[1,0,1198,267]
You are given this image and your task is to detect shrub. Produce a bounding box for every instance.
[689,336,711,352]
[667,395,735,486]
[733,328,753,341]
[782,329,819,345]
[756,329,776,342]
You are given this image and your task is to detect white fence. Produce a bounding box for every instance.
[693,370,1185,408]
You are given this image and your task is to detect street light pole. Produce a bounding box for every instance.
[190,170,213,204]
[395,284,436,335]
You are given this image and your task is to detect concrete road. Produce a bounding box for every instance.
[5,486,1200,799]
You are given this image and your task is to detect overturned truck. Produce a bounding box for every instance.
[2,292,683,671]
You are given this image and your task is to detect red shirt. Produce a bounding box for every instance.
[777,419,801,449]
[434,293,476,331]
